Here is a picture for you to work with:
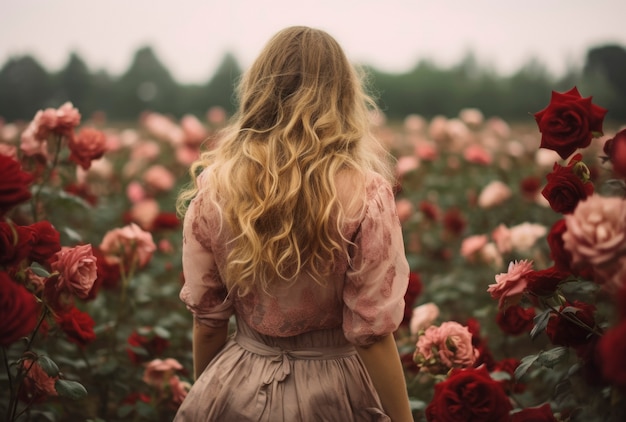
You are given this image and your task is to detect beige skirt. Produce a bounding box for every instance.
[174,319,390,421]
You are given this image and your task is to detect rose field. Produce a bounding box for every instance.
[2,88,626,421]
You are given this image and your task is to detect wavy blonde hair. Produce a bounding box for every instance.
[177,26,393,295]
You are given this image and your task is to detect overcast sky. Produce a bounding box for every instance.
[2,0,626,84]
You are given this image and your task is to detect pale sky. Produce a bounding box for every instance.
[2,0,626,84]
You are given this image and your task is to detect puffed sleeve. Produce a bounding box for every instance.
[343,174,409,346]
[179,193,234,327]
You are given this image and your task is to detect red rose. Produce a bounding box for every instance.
[425,366,512,421]
[534,87,607,159]
[493,358,526,394]
[496,304,535,336]
[546,301,598,347]
[152,212,181,230]
[28,221,62,264]
[519,176,541,200]
[0,155,34,216]
[442,207,466,237]
[541,154,594,214]
[55,306,96,347]
[92,246,121,290]
[0,222,34,268]
[603,128,626,178]
[126,327,171,365]
[511,404,558,422]
[526,266,569,297]
[0,271,41,346]
[598,320,626,389]
[402,272,423,325]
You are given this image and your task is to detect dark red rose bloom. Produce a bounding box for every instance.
[493,358,526,394]
[526,266,569,297]
[496,305,535,336]
[511,403,557,422]
[64,182,98,206]
[126,328,171,365]
[55,306,96,347]
[466,318,496,371]
[546,301,598,347]
[401,272,422,326]
[122,392,151,405]
[603,128,626,178]
[92,246,121,290]
[546,219,593,279]
[0,155,34,216]
[0,222,34,268]
[0,271,41,346]
[598,320,626,389]
[28,221,61,264]
[541,154,594,214]
[443,207,466,236]
[534,86,607,159]
[419,200,440,221]
[152,212,181,230]
[425,366,512,421]
[520,176,541,200]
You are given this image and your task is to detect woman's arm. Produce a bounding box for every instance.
[356,334,413,422]
[192,318,229,380]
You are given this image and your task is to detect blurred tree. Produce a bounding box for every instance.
[54,52,94,116]
[202,52,242,115]
[583,45,626,120]
[111,46,180,120]
[0,55,54,121]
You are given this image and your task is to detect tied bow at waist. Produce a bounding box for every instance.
[233,332,357,385]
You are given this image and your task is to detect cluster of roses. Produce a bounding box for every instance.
[411,87,626,420]
[0,103,161,417]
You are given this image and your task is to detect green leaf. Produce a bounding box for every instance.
[530,309,551,340]
[537,346,569,368]
[153,326,171,339]
[30,262,51,277]
[37,355,59,377]
[514,354,539,381]
[55,379,88,400]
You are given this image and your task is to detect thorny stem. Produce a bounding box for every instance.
[541,298,604,337]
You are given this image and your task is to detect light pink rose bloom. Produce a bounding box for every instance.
[206,106,227,125]
[410,303,440,335]
[563,194,626,270]
[69,127,107,170]
[142,112,184,146]
[50,244,97,299]
[491,224,512,254]
[478,180,512,208]
[21,359,58,399]
[485,117,511,140]
[480,242,503,269]
[20,122,49,158]
[0,142,17,159]
[130,199,160,230]
[158,238,174,254]
[414,142,438,161]
[403,114,426,133]
[395,199,414,224]
[169,375,190,405]
[131,140,161,161]
[143,164,175,192]
[176,145,200,166]
[1,122,19,142]
[487,260,534,309]
[428,116,449,143]
[463,144,492,165]
[509,222,547,253]
[54,102,81,134]
[414,321,478,374]
[181,114,208,146]
[396,156,419,177]
[459,108,484,128]
[100,223,156,269]
[142,358,183,388]
[126,181,146,203]
[460,234,489,261]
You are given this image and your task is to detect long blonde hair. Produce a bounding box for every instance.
[177,26,393,295]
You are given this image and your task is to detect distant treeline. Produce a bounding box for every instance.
[1,44,625,123]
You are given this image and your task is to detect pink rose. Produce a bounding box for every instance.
[508,222,547,253]
[463,144,492,165]
[33,102,81,140]
[50,244,97,299]
[460,234,488,261]
[563,194,626,271]
[130,199,160,230]
[20,123,48,157]
[169,375,191,405]
[414,321,478,374]
[126,181,146,203]
[181,114,208,146]
[143,164,175,192]
[207,106,227,125]
[19,359,58,404]
[491,224,512,254]
[414,142,438,161]
[100,223,156,269]
[487,260,534,309]
[409,303,440,335]
[395,199,414,224]
[142,358,183,387]
[69,127,107,170]
[395,156,419,178]
[478,180,512,208]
